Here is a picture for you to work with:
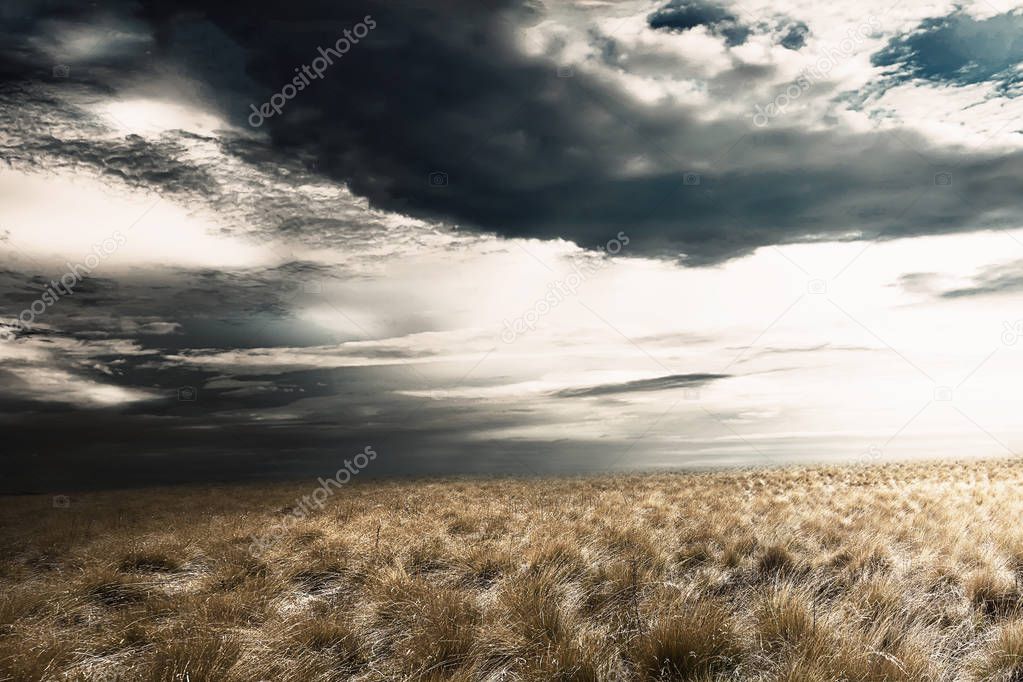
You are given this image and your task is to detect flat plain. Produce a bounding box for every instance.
[3,458,1023,681]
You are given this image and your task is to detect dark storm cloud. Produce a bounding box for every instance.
[9,131,217,197]
[0,353,586,491]
[0,411,655,492]
[0,1,155,91]
[2,243,742,490]
[143,0,1023,263]
[872,9,1023,95]
[555,372,729,398]
[3,1,1023,265]
[0,246,606,491]
[0,80,477,263]
[0,258,353,443]
[0,261,339,344]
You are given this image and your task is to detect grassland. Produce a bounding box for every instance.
[3,458,1023,681]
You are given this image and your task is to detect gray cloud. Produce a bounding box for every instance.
[555,372,730,398]
[778,20,809,50]
[731,343,877,361]
[939,259,1023,299]
[894,271,942,296]
[896,260,1023,299]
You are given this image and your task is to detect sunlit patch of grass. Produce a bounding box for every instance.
[757,582,819,648]
[972,619,1023,681]
[146,622,241,681]
[966,568,1022,619]
[630,597,742,680]
[498,569,571,646]
[397,587,480,676]
[283,605,365,665]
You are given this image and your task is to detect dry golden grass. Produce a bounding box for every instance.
[3,458,1023,680]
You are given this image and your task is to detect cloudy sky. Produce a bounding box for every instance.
[2,0,1022,490]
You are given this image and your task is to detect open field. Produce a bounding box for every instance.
[4,458,1023,681]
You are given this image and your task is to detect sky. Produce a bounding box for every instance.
[1,0,1022,491]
